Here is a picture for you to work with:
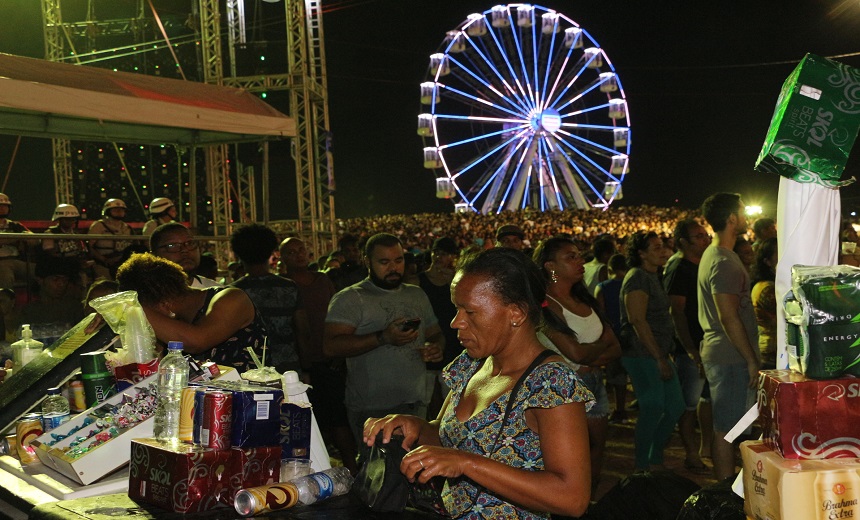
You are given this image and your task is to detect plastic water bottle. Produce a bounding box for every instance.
[41,387,70,432]
[289,467,354,505]
[154,341,188,445]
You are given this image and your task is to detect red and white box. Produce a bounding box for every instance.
[128,438,234,512]
[758,369,860,459]
[222,445,281,506]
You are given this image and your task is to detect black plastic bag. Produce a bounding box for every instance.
[580,470,700,520]
[354,432,447,515]
[676,476,746,520]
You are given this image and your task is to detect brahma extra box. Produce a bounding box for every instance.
[742,440,860,520]
[758,369,860,459]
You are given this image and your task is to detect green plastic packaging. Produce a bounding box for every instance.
[755,53,860,186]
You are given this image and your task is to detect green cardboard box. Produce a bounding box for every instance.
[755,53,860,185]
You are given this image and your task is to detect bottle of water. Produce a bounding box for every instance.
[41,387,70,432]
[154,341,188,445]
[289,467,354,505]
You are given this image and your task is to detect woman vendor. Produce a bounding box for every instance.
[364,248,594,519]
[115,252,266,372]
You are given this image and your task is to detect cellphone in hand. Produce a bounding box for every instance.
[401,318,421,332]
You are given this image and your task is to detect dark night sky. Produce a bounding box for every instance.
[2,0,860,221]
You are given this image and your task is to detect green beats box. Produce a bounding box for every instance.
[755,53,860,185]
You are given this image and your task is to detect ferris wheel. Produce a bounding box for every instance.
[419,4,631,213]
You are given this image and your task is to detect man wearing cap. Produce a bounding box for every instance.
[0,193,34,291]
[89,198,134,280]
[496,224,527,252]
[417,236,462,418]
[142,197,177,236]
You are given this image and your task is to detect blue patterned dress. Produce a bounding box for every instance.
[439,351,594,519]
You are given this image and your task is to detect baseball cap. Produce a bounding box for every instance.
[432,237,460,255]
[496,224,525,240]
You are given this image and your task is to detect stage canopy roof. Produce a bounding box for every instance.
[0,53,295,146]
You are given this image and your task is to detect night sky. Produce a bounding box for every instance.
[2,0,860,221]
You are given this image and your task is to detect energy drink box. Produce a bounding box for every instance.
[785,264,860,379]
[758,369,860,459]
[755,53,860,185]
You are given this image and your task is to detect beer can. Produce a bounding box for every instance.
[234,482,299,516]
[192,388,207,446]
[16,413,43,464]
[178,386,197,443]
[5,434,17,458]
[201,391,232,449]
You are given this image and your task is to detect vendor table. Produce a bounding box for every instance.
[28,491,442,520]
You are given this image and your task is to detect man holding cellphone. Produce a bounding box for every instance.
[324,233,444,446]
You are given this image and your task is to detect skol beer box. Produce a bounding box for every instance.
[758,369,860,459]
[31,374,157,485]
[128,438,234,513]
[280,401,312,459]
[221,446,282,507]
[755,53,860,184]
[742,440,860,520]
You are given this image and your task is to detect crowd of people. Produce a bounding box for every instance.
[0,193,800,518]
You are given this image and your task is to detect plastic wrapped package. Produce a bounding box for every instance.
[784,264,860,378]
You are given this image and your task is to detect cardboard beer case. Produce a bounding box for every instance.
[755,53,860,184]
[758,369,860,459]
[128,438,234,513]
[280,401,312,459]
[128,439,281,511]
[742,440,860,520]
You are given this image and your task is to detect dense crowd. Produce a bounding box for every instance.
[335,204,701,255]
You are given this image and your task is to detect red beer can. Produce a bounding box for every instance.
[202,391,232,449]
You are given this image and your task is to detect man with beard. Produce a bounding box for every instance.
[323,232,444,445]
[697,193,760,480]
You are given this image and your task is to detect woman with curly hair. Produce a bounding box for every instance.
[115,253,267,372]
[619,231,685,472]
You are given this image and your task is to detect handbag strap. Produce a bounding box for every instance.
[486,349,554,457]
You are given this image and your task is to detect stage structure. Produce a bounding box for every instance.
[40,0,335,254]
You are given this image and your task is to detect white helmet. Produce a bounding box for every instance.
[0,193,11,206]
[52,204,80,220]
[148,197,174,217]
[102,198,127,216]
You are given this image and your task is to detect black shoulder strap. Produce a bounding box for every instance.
[485,349,554,458]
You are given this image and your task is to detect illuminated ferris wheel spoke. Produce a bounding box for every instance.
[449,127,531,178]
[484,17,535,112]
[452,40,533,112]
[556,128,624,160]
[436,77,525,117]
[421,4,630,212]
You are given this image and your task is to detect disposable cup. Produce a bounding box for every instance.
[280,458,312,482]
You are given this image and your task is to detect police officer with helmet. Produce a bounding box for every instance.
[88,198,133,280]
[142,197,177,236]
[42,204,92,285]
[0,193,33,290]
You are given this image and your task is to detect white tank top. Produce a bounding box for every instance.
[546,295,603,343]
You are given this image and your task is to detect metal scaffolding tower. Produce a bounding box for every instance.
[41,0,336,255]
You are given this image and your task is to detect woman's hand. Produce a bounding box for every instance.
[401,445,471,483]
[657,357,673,380]
[363,414,429,451]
